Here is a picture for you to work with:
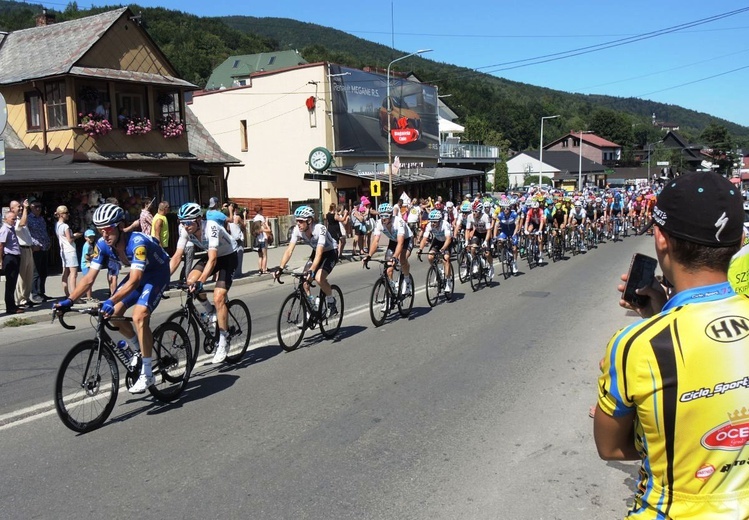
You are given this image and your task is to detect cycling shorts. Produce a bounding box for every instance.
[192,251,238,290]
[429,239,451,254]
[498,232,519,246]
[115,267,170,313]
[308,249,338,274]
[470,232,487,246]
[387,237,414,254]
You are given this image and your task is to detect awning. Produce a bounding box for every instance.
[1,148,163,186]
[331,166,483,186]
[439,117,464,134]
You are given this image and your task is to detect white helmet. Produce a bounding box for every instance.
[178,202,202,220]
[92,203,125,227]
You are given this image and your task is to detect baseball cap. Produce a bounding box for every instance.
[208,196,220,209]
[84,229,96,238]
[641,172,743,246]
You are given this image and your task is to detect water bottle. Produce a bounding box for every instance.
[308,294,316,308]
[116,340,132,363]
[314,297,320,310]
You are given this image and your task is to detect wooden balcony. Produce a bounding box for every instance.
[72,126,189,160]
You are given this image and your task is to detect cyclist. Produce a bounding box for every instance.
[524,200,546,263]
[363,202,414,296]
[466,201,494,278]
[494,199,521,273]
[54,203,171,394]
[169,202,239,364]
[607,191,624,238]
[568,200,587,252]
[418,208,454,294]
[453,201,472,248]
[274,205,339,316]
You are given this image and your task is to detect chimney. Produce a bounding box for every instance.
[36,9,56,27]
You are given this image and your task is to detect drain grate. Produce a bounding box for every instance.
[520,291,550,298]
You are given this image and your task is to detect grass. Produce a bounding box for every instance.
[2,317,35,327]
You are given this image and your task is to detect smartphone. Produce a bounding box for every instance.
[623,253,658,307]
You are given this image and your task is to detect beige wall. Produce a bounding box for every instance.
[189,64,333,204]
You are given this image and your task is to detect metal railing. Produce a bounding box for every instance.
[440,142,500,160]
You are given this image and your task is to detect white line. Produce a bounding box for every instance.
[0,287,427,430]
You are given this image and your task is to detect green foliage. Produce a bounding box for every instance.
[2,0,747,155]
[525,175,553,186]
[492,159,510,192]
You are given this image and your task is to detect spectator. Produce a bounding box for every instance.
[252,205,270,275]
[55,205,81,300]
[335,203,348,259]
[326,203,343,260]
[594,172,749,518]
[406,198,420,237]
[0,210,23,314]
[80,229,96,302]
[9,200,35,307]
[228,203,246,278]
[28,198,52,302]
[206,196,228,228]
[151,200,170,249]
[123,197,155,234]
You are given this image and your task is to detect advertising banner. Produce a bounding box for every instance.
[330,64,438,163]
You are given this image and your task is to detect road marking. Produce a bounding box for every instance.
[0,286,427,430]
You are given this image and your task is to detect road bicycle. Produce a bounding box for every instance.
[611,215,623,241]
[525,230,543,269]
[417,249,454,306]
[548,228,563,263]
[494,237,516,279]
[364,257,414,326]
[164,283,251,368]
[52,307,191,433]
[468,244,493,291]
[453,229,466,257]
[274,270,344,351]
[456,246,474,284]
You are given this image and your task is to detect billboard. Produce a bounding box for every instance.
[330,64,439,163]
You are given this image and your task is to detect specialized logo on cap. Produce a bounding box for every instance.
[715,212,729,242]
[653,206,666,226]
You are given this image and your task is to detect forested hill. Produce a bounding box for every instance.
[1,1,747,151]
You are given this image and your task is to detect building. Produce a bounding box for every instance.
[189,60,495,213]
[506,150,606,190]
[0,7,238,214]
[205,50,308,90]
[544,132,622,167]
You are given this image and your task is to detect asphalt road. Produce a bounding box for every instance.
[0,235,655,519]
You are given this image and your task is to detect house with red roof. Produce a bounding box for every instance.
[543,132,622,167]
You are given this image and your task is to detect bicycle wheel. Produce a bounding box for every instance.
[469,257,482,291]
[571,232,579,256]
[457,250,470,283]
[149,322,191,402]
[225,299,252,363]
[444,261,455,301]
[54,340,119,433]
[425,266,440,307]
[320,285,344,338]
[369,278,390,327]
[165,309,200,369]
[397,273,414,318]
[277,293,306,351]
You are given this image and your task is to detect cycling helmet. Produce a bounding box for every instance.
[93,203,125,227]
[294,205,315,220]
[483,201,492,210]
[499,199,511,208]
[460,202,471,213]
[378,203,393,215]
[177,202,202,221]
[574,200,582,208]
[445,201,454,208]
[428,209,442,221]
[472,201,482,212]
[530,201,539,209]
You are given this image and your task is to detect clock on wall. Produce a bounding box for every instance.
[308,147,332,172]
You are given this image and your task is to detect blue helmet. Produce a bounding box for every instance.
[428,209,442,221]
[294,206,315,219]
[378,203,393,215]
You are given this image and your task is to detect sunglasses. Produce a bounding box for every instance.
[97,225,117,233]
[296,219,308,224]
[180,220,197,226]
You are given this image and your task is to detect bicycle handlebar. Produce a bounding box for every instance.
[52,307,133,331]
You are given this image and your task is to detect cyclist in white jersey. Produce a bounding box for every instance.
[363,202,414,295]
[274,206,339,315]
[418,208,454,294]
[170,202,239,364]
[466,201,495,278]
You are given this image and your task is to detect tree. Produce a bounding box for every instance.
[700,123,734,175]
[589,108,634,148]
[492,158,509,192]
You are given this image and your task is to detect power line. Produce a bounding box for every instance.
[637,64,749,98]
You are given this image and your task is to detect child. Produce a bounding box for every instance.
[80,229,97,302]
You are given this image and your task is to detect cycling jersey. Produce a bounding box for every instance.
[526,209,544,226]
[497,210,518,238]
[569,208,586,222]
[90,232,169,273]
[423,220,453,242]
[599,283,749,518]
[177,219,237,257]
[467,213,491,234]
[289,223,337,252]
[373,215,413,243]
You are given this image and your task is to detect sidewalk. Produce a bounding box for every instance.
[0,246,289,327]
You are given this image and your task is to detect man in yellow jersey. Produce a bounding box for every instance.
[595,172,749,519]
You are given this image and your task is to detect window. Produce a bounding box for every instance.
[116,91,145,126]
[24,91,42,131]
[161,176,189,208]
[232,59,240,68]
[77,84,111,121]
[45,81,68,129]
[240,119,248,152]
[156,91,182,122]
[268,56,276,65]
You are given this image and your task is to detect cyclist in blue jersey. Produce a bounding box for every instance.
[494,199,521,273]
[54,203,171,394]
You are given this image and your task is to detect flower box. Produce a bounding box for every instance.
[157,116,185,138]
[124,117,152,136]
[78,112,112,137]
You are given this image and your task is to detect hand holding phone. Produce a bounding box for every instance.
[622,253,658,308]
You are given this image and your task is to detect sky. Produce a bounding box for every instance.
[29,0,749,127]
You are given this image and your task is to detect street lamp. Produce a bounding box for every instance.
[387,49,433,203]
[578,130,593,191]
[538,115,559,186]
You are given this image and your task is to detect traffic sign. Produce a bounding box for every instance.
[370,180,381,197]
[656,161,669,166]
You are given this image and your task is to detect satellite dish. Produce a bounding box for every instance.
[0,93,6,135]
